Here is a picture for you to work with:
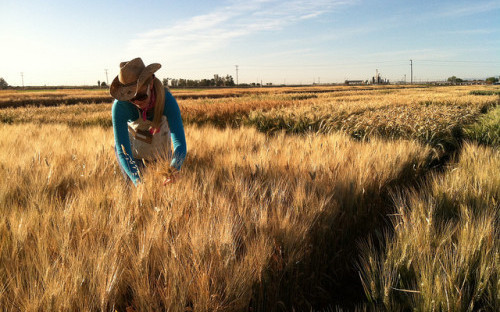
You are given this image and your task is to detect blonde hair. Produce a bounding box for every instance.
[151,76,165,129]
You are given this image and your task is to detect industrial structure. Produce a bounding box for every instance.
[344,69,390,85]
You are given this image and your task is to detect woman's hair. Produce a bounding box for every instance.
[151,76,165,129]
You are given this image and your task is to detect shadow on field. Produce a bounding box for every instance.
[185,150,435,311]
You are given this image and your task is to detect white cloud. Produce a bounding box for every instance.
[438,1,500,17]
[126,0,354,60]
[440,29,498,35]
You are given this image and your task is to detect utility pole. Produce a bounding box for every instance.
[410,60,413,85]
[235,65,238,86]
[104,69,109,85]
[20,72,24,89]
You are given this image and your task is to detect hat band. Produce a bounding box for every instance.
[122,81,137,87]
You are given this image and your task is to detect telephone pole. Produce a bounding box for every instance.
[410,60,413,85]
[20,72,24,89]
[235,65,239,86]
[104,69,109,85]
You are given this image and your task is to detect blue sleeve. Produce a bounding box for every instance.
[163,90,187,170]
[112,100,141,185]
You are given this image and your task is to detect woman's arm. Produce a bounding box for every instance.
[163,91,187,170]
[112,100,141,185]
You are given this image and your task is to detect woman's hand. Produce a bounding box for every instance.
[162,167,180,185]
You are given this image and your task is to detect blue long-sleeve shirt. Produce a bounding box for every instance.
[112,89,186,185]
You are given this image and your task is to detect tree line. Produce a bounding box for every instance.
[0,75,236,90]
[1,74,498,90]
[448,76,499,84]
[163,74,235,88]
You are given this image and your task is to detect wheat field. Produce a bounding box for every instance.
[359,143,499,311]
[0,85,498,311]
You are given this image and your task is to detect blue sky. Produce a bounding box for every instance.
[1,0,499,86]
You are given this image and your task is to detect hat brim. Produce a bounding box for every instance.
[109,63,161,101]
[137,63,161,86]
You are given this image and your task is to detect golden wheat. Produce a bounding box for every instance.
[359,143,499,311]
[0,122,430,310]
[248,86,499,150]
[0,85,498,310]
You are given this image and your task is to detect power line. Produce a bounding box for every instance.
[418,60,500,64]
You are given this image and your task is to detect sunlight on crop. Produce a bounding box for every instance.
[0,85,498,310]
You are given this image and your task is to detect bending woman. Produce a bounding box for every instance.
[109,57,186,186]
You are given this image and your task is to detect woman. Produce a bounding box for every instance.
[110,57,186,186]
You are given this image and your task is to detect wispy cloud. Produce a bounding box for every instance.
[440,29,498,35]
[127,0,354,60]
[438,1,500,17]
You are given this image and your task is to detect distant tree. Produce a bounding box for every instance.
[186,79,197,87]
[485,77,499,84]
[167,74,238,88]
[447,76,463,84]
[0,77,9,89]
[100,81,107,87]
[224,75,235,86]
[213,74,224,87]
[97,80,101,88]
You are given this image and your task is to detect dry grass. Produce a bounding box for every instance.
[2,87,498,144]
[0,92,319,128]
[0,103,113,126]
[180,92,318,126]
[0,85,426,109]
[359,143,500,311]
[0,123,431,311]
[0,89,112,108]
[248,86,499,150]
[1,85,498,310]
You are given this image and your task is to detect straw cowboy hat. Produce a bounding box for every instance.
[110,57,161,101]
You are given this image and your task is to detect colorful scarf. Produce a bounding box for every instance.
[141,86,156,121]
[140,85,160,135]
